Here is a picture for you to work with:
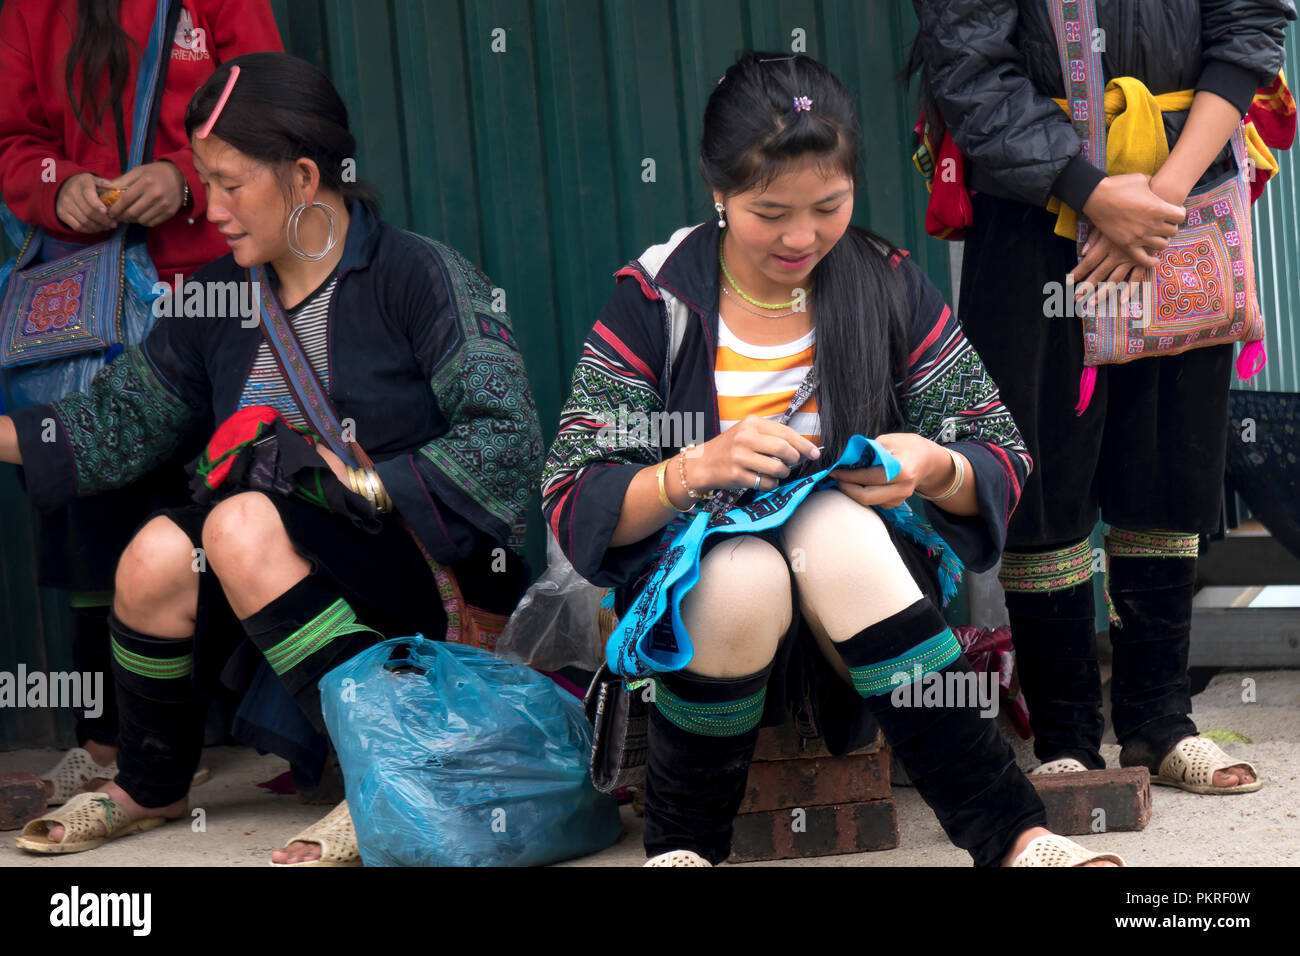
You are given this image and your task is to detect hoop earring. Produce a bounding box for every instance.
[286,201,338,261]
[715,201,727,229]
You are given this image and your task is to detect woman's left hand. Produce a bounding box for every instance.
[101,162,187,227]
[829,432,948,510]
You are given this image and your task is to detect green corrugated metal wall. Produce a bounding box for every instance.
[4,0,1298,748]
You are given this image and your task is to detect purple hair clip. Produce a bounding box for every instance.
[793,96,814,113]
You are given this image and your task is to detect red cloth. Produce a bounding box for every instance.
[0,0,282,280]
[952,625,1032,739]
[914,109,972,241]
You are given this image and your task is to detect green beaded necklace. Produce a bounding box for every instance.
[718,239,813,311]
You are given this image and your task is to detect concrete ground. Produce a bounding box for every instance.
[2,669,1296,867]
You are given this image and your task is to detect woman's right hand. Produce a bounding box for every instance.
[688,415,820,493]
[55,172,114,233]
[1081,173,1185,267]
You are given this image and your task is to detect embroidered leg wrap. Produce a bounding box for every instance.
[999,539,1105,769]
[108,611,207,808]
[643,665,771,865]
[240,572,381,733]
[1105,527,1199,770]
[833,599,1046,867]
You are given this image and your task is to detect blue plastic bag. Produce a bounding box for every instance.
[320,636,623,867]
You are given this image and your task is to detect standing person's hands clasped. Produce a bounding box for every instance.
[54,161,188,233]
[1080,172,1185,267]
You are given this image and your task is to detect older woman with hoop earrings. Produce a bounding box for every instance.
[0,52,543,864]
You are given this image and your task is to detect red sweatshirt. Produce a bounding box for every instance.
[0,0,282,279]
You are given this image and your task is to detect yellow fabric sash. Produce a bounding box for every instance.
[1048,78,1278,239]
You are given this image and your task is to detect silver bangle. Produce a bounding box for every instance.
[918,447,965,503]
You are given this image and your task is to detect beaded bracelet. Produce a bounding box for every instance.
[677,445,714,504]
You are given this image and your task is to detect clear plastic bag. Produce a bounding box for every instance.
[495,527,609,672]
[320,636,623,867]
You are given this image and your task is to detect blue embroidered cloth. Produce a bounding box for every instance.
[607,435,965,677]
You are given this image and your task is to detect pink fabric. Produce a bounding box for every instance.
[1074,365,1097,416]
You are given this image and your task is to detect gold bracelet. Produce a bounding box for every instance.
[655,459,676,512]
[368,467,393,513]
[917,447,965,503]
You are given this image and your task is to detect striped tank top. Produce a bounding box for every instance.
[237,271,338,429]
[714,314,820,443]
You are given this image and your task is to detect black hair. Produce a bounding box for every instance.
[63,0,136,136]
[184,52,380,216]
[701,51,909,463]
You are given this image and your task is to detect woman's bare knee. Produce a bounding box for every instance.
[681,535,791,676]
[113,516,199,638]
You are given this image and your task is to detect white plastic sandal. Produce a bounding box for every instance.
[1011,834,1125,867]
[271,800,362,867]
[1153,736,1261,795]
[40,747,119,805]
[1032,758,1089,775]
[15,792,168,854]
[644,849,712,867]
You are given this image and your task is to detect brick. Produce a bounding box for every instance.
[0,772,47,831]
[1030,767,1151,835]
[739,752,890,813]
[753,723,883,761]
[729,799,899,862]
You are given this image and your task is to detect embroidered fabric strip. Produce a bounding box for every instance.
[263,598,376,677]
[1106,527,1200,559]
[651,681,766,737]
[606,434,963,678]
[848,629,962,697]
[998,538,1093,593]
[110,636,193,681]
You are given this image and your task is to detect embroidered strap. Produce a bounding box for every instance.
[252,267,362,469]
[1105,527,1200,558]
[110,636,193,681]
[652,681,767,737]
[848,629,962,697]
[263,598,377,676]
[999,539,1094,593]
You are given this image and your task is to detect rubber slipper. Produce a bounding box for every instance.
[15,792,168,855]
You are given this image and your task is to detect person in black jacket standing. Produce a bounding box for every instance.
[912,0,1294,792]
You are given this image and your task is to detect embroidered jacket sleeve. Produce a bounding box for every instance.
[541,277,668,589]
[372,238,544,565]
[897,258,1032,572]
[9,313,209,511]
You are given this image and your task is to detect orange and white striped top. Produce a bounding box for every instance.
[714,315,820,443]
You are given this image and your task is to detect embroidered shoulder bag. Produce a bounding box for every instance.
[0,0,182,410]
[1046,0,1266,412]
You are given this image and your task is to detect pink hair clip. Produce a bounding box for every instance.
[793,96,814,113]
[197,65,240,139]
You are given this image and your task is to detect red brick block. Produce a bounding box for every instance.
[1029,767,1151,835]
[729,799,899,862]
[0,771,47,830]
[739,752,890,814]
[753,723,883,761]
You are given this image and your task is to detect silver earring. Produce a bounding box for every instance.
[286,201,338,261]
[715,201,727,229]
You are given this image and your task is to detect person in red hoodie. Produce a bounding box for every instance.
[0,0,282,808]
